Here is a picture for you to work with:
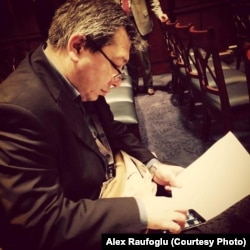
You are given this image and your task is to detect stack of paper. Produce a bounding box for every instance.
[172,132,250,220]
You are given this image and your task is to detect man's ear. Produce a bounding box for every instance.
[68,34,87,62]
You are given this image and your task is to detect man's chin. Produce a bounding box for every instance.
[88,94,100,102]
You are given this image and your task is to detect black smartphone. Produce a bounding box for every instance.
[182,209,206,231]
[149,209,207,234]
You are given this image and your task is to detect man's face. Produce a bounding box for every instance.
[72,27,131,101]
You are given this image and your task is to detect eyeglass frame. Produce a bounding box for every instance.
[86,36,126,82]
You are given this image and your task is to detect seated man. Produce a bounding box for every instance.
[0,1,187,249]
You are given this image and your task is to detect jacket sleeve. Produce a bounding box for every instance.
[0,104,144,250]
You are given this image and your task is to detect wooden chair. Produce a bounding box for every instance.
[174,22,201,117]
[233,14,250,70]
[189,25,250,140]
[244,42,250,97]
[164,20,181,95]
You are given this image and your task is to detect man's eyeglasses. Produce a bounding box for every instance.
[87,37,125,82]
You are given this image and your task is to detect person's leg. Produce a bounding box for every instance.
[139,48,154,95]
[126,52,139,95]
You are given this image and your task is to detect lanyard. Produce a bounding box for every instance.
[90,112,116,180]
[78,100,115,180]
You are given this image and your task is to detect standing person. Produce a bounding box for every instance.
[0,1,187,249]
[115,0,169,95]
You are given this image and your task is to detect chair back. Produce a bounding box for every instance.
[174,22,203,113]
[244,42,250,97]
[165,20,178,61]
[189,26,231,110]
[233,14,250,69]
[164,20,180,93]
[189,25,250,138]
[175,22,198,79]
[233,14,250,38]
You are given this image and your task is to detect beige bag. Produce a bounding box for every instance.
[100,150,157,198]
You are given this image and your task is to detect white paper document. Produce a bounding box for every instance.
[172,132,250,221]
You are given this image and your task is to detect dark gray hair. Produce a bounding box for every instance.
[47,0,147,53]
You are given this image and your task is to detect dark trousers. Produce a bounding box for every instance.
[126,35,153,91]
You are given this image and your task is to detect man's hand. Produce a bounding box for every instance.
[150,161,185,190]
[158,13,169,23]
[141,196,187,233]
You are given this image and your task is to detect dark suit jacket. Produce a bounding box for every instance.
[0,46,155,250]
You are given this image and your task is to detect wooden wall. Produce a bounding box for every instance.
[0,0,41,81]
